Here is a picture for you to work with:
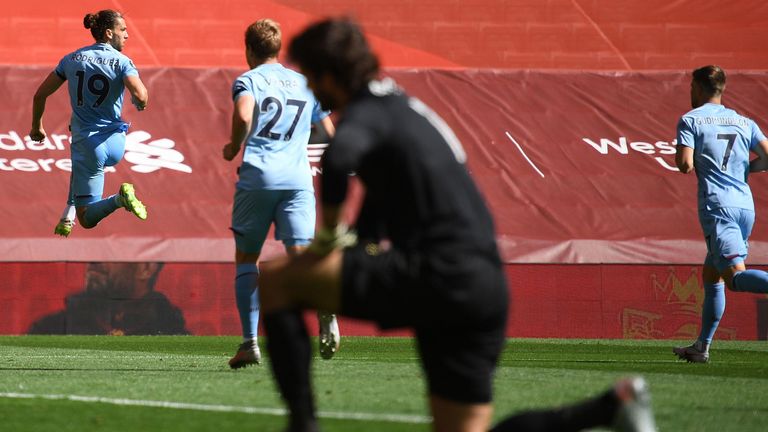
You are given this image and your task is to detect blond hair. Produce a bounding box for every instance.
[245,19,281,60]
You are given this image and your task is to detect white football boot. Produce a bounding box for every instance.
[318,312,340,360]
[613,377,657,432]
[673,340,709,363]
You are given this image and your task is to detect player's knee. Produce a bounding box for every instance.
[77,215,97,229]
[723,273,740,292]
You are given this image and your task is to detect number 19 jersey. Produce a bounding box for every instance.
[55,43,139,142]
[677,103,767,212]
[232,63,329,191]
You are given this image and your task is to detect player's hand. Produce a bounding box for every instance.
[131,95,146,111]
[222,142,241,161]
[29,127,46,142]
[308,224,357,256]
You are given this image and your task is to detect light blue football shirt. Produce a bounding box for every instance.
[232,63,329,191]
[55,43,138,142]
[677,103,767,212]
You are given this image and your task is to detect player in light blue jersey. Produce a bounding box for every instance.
[674,65,768,363]
[30,9,149,238]
[222,19,337,369]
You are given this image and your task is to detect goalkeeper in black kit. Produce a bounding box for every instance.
[257,17,657,432]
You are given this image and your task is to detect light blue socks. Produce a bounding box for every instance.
[698,282,725,345]
[82,195,120,227]
[698,269,768,347]
[732,269,768,293]
[235,263,260,341]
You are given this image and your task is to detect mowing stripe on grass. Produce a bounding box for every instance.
[0,392,432,424]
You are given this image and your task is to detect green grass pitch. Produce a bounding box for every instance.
[1,336,767,431]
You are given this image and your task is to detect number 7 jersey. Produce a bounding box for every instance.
[55,43,139,142]
[677,102,767,212]
[232,63,329,191]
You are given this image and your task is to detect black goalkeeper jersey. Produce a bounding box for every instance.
[321,79,500,262]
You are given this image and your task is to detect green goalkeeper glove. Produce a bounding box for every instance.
[308,224,358,256]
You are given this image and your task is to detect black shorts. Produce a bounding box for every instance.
[340,243,509,404]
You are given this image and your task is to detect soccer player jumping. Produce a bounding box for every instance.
[30,9,149,237]
[674,65,768,363]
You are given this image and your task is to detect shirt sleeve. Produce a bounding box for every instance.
[749,119,768,149]
[232,76,252,101]
[676,116,695,149]
[321,123,374,205]
[54,56,67,80]
[311,100,330,123]
[122,57,139,77]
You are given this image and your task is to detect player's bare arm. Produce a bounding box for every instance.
[30,72,66,142]
[318,116,335,138]
[124,75,148,111]
[222,95,255,161]
[749,139,768,172]
[675,145,694,173]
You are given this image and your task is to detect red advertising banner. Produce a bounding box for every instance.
[3,67,768,264]
[4,2,768,340]
[1,262,766,339]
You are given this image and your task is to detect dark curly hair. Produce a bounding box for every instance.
[83,10,123,41]
[288,17,379,97]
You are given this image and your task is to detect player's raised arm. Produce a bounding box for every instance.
[30,72,66,142]
[124,75,148,111]
[749,139,768,172]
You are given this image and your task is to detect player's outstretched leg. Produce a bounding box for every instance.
[490,377,656,432]
[118,183,147,220]
[317,311,340,360]
[613,377,657,432]
[732,270,768,293]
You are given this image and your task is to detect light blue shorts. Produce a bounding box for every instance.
[699,207,754,271]
[231,189,316,254]
[70,130,126,206]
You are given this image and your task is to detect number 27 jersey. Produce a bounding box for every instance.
[232,63,329,191]
[677,103,767,212]
[55,43,139,142]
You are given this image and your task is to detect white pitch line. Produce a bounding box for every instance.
[0,392,431,424]
[505,131,545,178]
